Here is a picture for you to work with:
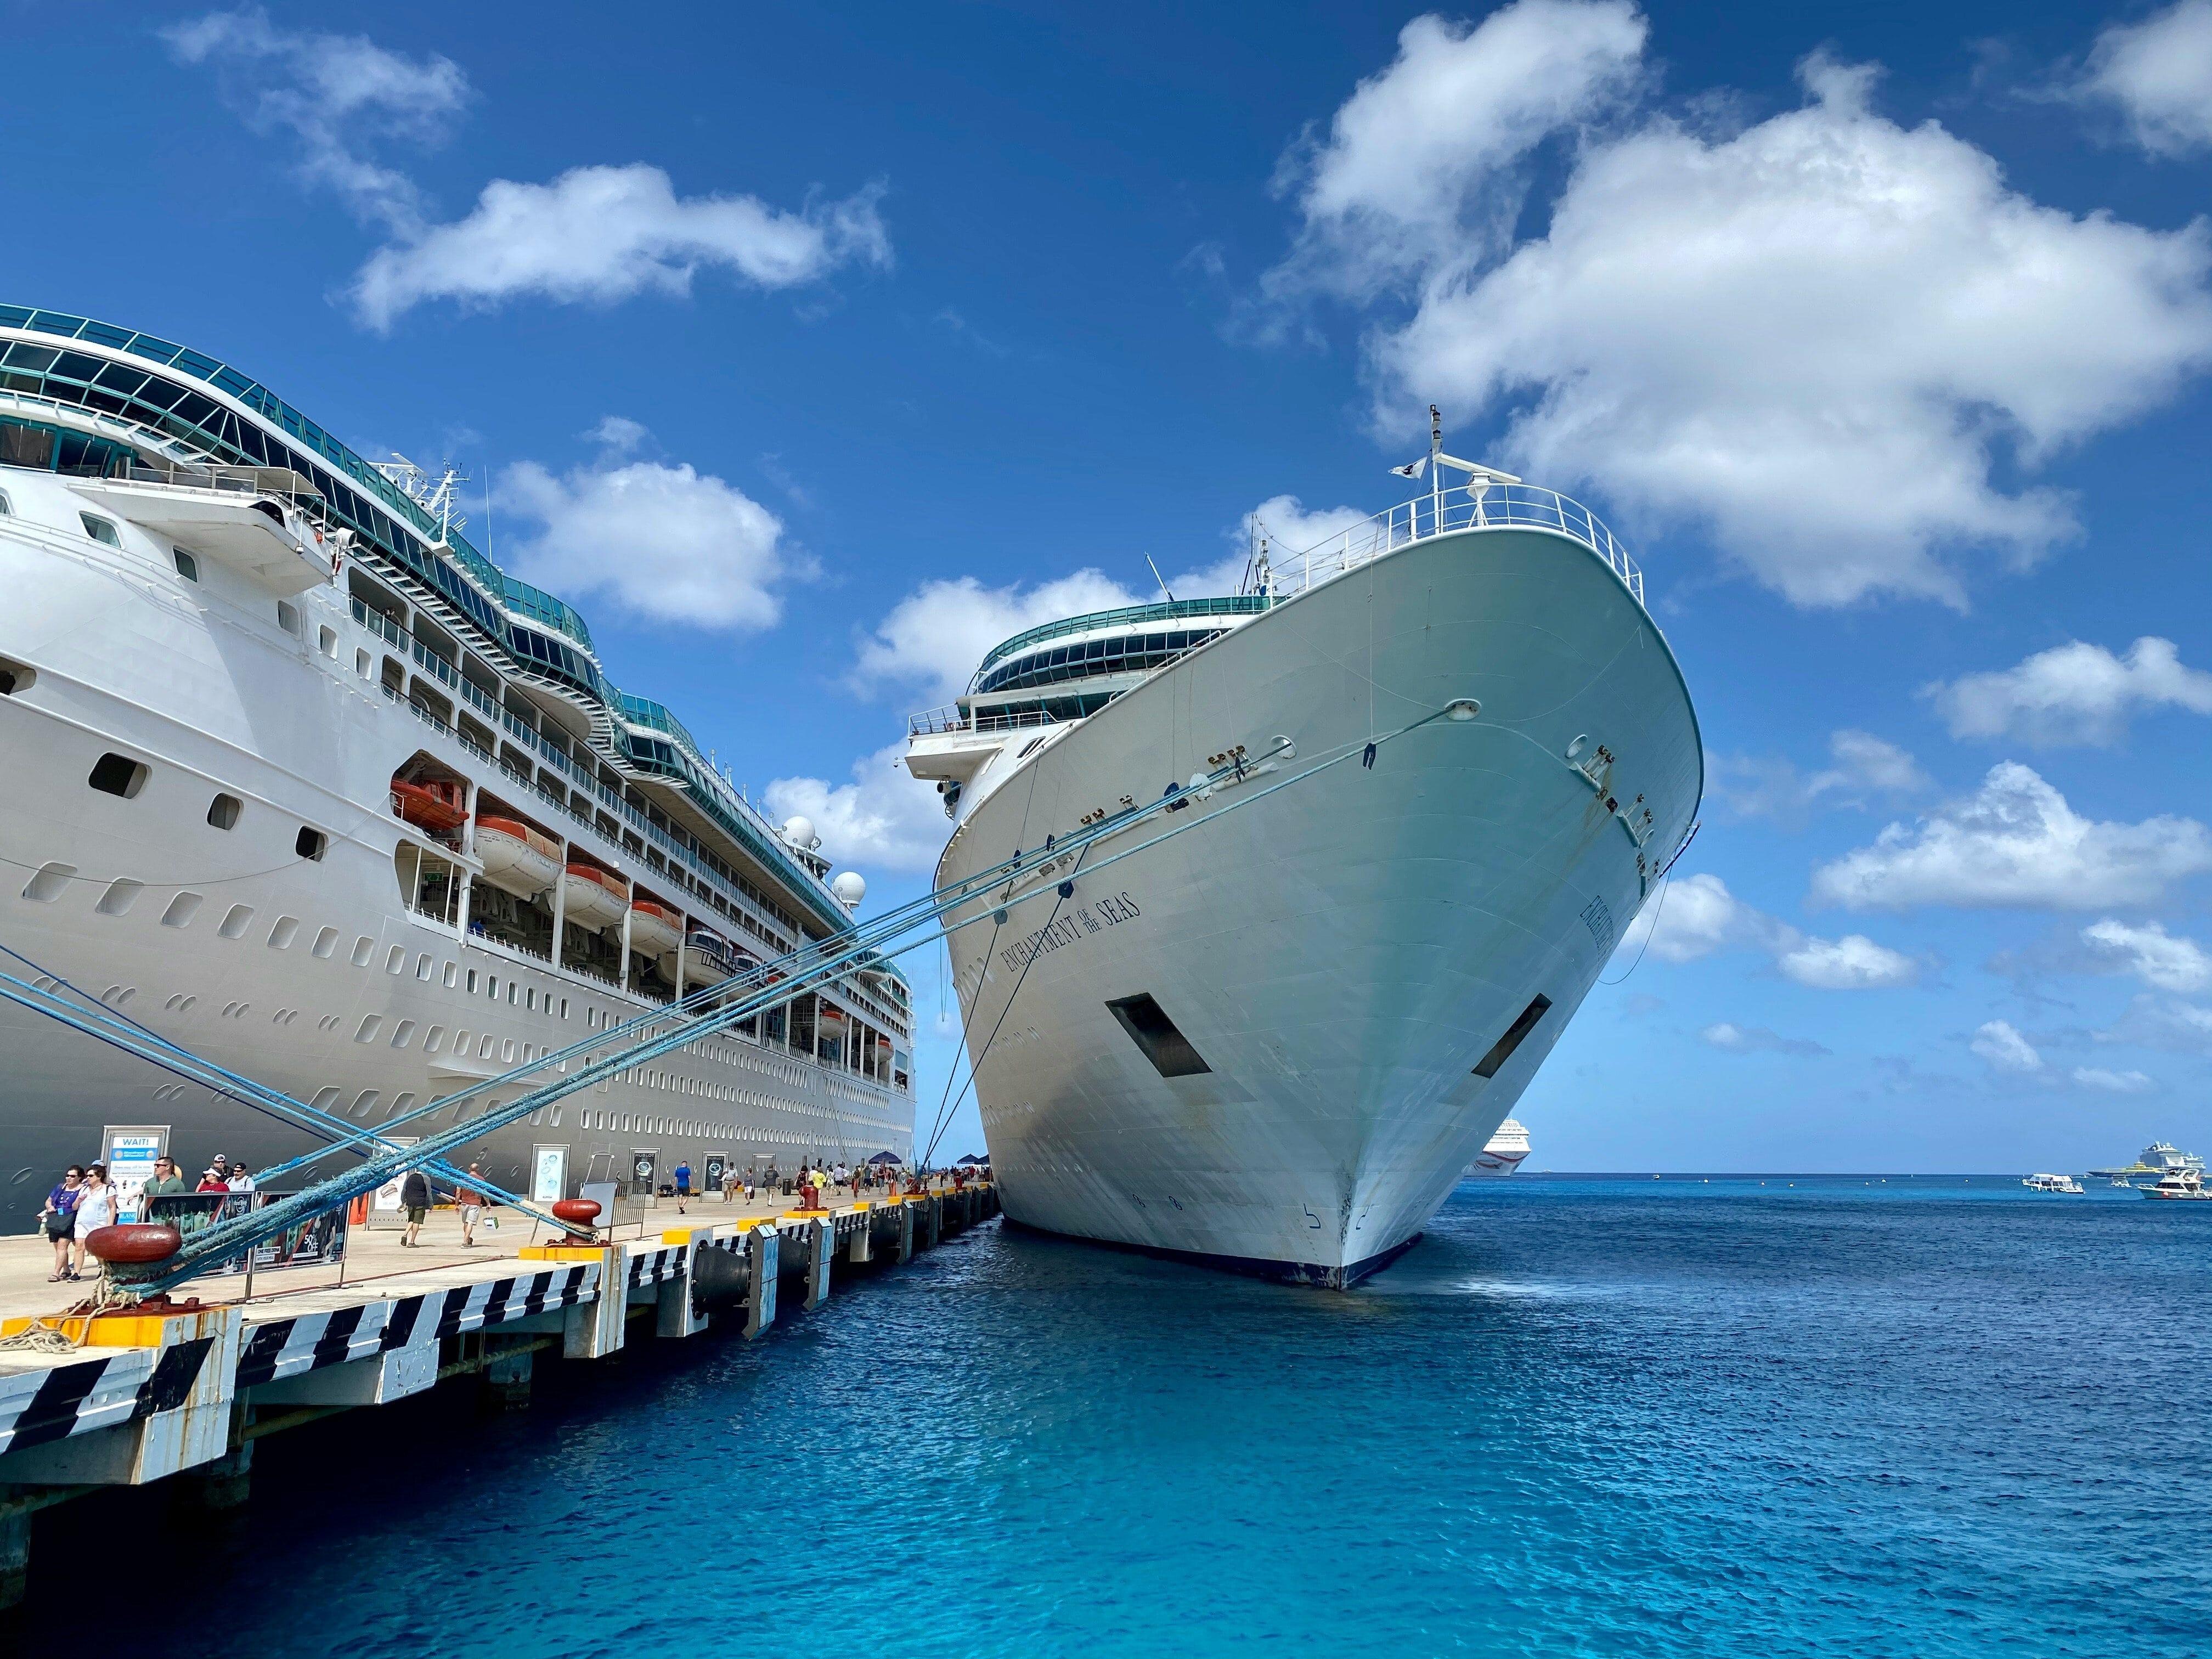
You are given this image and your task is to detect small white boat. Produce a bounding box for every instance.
[2021,1172,2084,1194]
[626,900,682,957]
[560,862,629,930]
[475,816,560,899]
[2142,1169,2211,1201]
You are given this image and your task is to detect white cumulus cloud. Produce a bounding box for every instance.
[163,8,468,232]
[1717,728,1929,824]
[2110,995,2212,1055]
[851,568,1144,707]
[1269,1,1648,302]
[353,165,889,331]
[1774,934,1921,991]
[1923,637,2212,747]
[2073,0,2212,157]
[1268,5,2212,607]
[1617,872,1918,988]
[2080,918,2212,993]
[763,742,947,874]
[1811,763,2212,911]
[2071,1065,2157,1093]
[1699,1022,1829,1057]
[499,425,793,630]
[1971,1019,2043,1074]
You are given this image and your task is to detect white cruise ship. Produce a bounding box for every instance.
[909,453,1701,1286]
[0,304,913,1223]
[1463,1118,1531,1178]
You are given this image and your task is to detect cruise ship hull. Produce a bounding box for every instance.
[0,467,910,1222]
[938,526,1699,1286]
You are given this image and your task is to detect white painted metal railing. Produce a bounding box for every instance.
[1271,483,1643,608]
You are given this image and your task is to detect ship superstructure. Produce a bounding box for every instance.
[909,457,1700,1286]
[0,304,912,1218]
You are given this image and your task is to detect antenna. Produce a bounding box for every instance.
[373,453,470,541]
[1146,555,1175,602]
[1429,404,1444,521]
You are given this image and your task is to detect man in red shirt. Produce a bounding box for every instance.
[455,1163,488,1247]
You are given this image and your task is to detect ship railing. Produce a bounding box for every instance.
[906,705,1058,738]
[121,459,326,509]
[1273,481,1644,608]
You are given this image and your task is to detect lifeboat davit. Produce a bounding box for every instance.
[476,817,560,898]
[561,862,629,930]
[627,899,682,956]
[391,778,466,836]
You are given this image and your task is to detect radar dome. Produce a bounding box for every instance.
[781,815,820,850]
[831,871,866,907]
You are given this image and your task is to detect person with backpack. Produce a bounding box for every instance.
[400,1168,432,1246]
[38,1165,84,1282]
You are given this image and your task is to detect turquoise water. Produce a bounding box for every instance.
[69,1176,2212,1656]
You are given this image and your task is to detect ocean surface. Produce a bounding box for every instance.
[48,1175,2212,1657]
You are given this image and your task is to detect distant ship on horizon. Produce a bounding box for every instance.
[1463,1118,1531,1178]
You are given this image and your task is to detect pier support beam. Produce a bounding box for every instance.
[744,1224,778,1340]
[922,1195,941,1250]
[847,1211,873,1265]
[805,1217,834,1311]
[897,1200,914,1263]
[184,1442,253,1512]
[481,1336,534,1410]
[1,1509,29,1612]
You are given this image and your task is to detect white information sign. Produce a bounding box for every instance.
[531,1145,567,1204]
[104,1126,166,1223]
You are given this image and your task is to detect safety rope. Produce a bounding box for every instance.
[25,704,1464,1293]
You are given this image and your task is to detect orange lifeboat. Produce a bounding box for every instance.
[561,862,629,930]
[627,899,682,956]
[476,816,561,898]
[390,778,466,835]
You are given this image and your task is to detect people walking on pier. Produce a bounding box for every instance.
[141,1156,188,1203]
[71,1164,116,1278]
[400,1169,431,1246]
[673,1160,692,1215]
[456,1165,488,1246]
[38,1165,83,1282]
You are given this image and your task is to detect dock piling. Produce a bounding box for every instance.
[481,1335,535,1410]
[805,1217,834,1311]
[744,1223,778,1339]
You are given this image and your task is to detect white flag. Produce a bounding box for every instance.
[1389,456,1427,479]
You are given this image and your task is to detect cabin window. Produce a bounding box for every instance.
[78,512,120,547]
[355,648,371,679]
[425,1026,445,1055]
[296,826,327,860]
[217,904,255,939]
[276,601,302,635]
[467,969,478,993]
[88,752,148,799]
[1105,992,1211,1078]
[318,625,337,657]
[486,975,498,999]
[386,945,404,974]
[0,655,33,695]
[207,793,241,830]
[161,891,203,928]
[172,548,199,582]
[312,926,338,958]
[351,935,375,967]
[1474,995,1553,1079]
[443,962,457,988]
[267,916,299,949]
[560,997,569,1019]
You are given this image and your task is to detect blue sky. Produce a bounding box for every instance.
[7,1,2211,1171]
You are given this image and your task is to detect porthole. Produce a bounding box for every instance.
[391,1020,416,1048]
[94,878,143,917]
[312,926,338,958]
[87,753,149,799]
[0,655,35,695]
[466,969,479,994]
[311,1086,343,1111]
[276,601,302,635]
[443,962,457,988]
[351,1090,380,1118]
[386,946,404,974]
[79,512,120,548]
[415,953,432,980]
[318,625,337,657]
[267,916,300,949]
[207,793,241,830]
[296,826,328,860]
[355,1014,382,1043]
[425,1025,446,1055]
[160,891,203,928]
[217,904,255,939]
[351,935,374,967]
[173,548,199,582]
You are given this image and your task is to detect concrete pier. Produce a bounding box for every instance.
[0,1181,997,1609]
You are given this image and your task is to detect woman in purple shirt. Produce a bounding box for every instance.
[38,1165,84,1281]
